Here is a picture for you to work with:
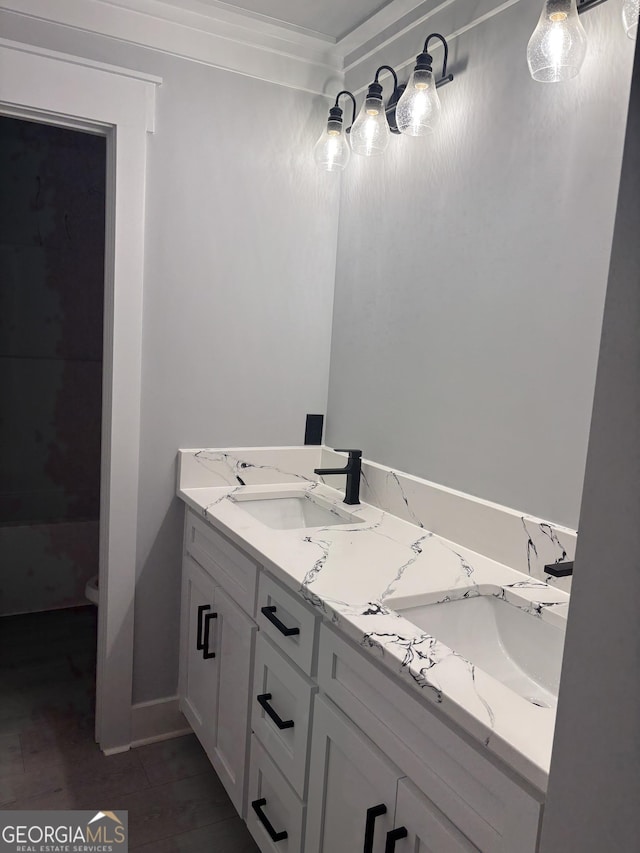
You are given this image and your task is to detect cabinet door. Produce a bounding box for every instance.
[209,586,257,817]
[179,555,218,758]
[179,556,257,817]
[306,695,401,853]
[392,778,478,853]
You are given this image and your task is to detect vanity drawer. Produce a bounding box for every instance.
[257,571,318,676]
[247,734,305,853]
[184,509,258,614]
[317,624,542,853]
[252,633,317,799]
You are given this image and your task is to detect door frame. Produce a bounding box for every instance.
[0,38,160,751]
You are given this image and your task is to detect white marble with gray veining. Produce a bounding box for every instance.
[177,446,572,791]
[318,448,576,592]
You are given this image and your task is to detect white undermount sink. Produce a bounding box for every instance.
[395,595,566,708]
[230,491,364,530]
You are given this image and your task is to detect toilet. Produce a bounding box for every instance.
[85,574,99,606]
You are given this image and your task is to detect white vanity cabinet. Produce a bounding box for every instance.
[305,695,476,853]
[316,624,543,853]
[179,513,259,816]
[177,506,546,853]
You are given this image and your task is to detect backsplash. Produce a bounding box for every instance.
[178,447,321,489]
[320,449,576,593]
[178,447,576,593]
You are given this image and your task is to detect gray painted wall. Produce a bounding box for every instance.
[539,47,640,853]
[326,0,635,529]
[0,11,339,702]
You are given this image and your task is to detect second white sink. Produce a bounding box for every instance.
[231,491,363,530]
[396,595,566,708]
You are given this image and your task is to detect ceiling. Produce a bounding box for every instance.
[163,0,397,40]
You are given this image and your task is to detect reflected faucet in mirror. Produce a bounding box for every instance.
[314,449,362,505]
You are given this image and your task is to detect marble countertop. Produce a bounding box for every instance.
[177,449,570,792]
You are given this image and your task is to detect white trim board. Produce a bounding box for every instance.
[0,40,160,752]
[130,697,191,747]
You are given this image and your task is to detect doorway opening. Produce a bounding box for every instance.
[0,115,106,737]
[1,40,159,751]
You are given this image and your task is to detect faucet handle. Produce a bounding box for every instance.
[334,448,362,457]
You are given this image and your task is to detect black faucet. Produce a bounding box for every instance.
[314,449,362,505]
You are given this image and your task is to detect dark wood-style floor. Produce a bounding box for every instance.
[0,606,259,851]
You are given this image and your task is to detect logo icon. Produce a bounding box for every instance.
[88,812,124,826]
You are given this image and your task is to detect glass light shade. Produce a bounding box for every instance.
[313,119,350,172]
[527,0,587,82]
[350,96,390,157]
[396,68,442,136]
[623,0,639,39]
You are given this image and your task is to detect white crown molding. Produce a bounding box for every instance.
[336,0,454,63]
[0,0,344,96]
[0,0,526,97]
[342,0,525,94]
[106,0,336,44]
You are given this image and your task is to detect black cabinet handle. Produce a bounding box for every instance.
[196,604,210,651]
[261,605,300,637]
[385,827,408,852]
[251,798,288,843]
[364,804,387,853]
[257,693,294,730]
[202,611,218,659]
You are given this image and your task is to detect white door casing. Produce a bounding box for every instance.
[0,38,160,751]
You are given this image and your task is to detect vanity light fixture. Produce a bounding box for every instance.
[395,33,454,137]
[527,0,638,81]
[350,65,401,157]
[622,0,639,38]
[527,0,589,82]
[313,90,356,172]
[313,36,455,169]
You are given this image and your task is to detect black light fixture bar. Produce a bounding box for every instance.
[577,0,611,12]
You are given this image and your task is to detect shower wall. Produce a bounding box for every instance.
[0,117,105,615]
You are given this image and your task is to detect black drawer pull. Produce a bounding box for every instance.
[364,804,387,853]
[385,827,408,852]
[257,693,294,730]
[202,611,218,659]
[261,605,300,637]
[251,798,288,843]
[196,604,210,651]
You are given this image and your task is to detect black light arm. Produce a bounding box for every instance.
[374,64,399,91]
[334,90,357,130]
[422,32,454,88]
[577,0,611,12]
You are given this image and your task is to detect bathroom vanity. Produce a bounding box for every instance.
[176,446,574,853]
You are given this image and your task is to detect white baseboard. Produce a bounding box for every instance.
[130,696,191,748]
